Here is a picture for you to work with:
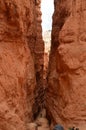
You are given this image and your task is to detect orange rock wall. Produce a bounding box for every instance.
[0,0,44,129]
[33,0,44,115]
[35,0,44,87]
[47,0,86,129]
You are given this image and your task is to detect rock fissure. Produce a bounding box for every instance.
[0,0,86,130]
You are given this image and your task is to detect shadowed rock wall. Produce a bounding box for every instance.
[31,0,44,118]
[47,0,86,129]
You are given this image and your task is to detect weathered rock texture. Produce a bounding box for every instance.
[47,0,86,129]
[0,0,44,130]
[32,0,44,116]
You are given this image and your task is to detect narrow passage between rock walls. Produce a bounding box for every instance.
[28,1,53,130]
[29,1,54,130]
[28,108,50,130]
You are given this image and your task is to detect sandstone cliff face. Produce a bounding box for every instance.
[0,0,44,130]
[47,0,86,128]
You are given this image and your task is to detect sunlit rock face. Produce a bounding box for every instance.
[47,0,86,129]
[0,0,44,130]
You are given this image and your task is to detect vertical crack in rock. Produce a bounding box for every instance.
[0,0,86,130]
[31,0,45,120]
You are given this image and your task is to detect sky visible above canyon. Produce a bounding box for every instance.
[41,0,54,33]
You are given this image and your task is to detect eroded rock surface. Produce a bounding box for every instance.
[32,0,44,116]
[0,0,44,129]
[47,0,86,129]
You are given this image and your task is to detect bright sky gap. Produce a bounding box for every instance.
[41,0,54,33]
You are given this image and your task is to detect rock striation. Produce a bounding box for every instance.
[47,0,86,129]
[0,0,44,130]
[33,0,44,116]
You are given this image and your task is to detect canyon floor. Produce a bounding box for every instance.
[28,109,50,130]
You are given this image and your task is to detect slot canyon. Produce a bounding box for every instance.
[0,0,86,130]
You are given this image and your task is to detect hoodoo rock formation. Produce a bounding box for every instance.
[0,0,44,130]
[0,0,86,130]
[47,0,86,129]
